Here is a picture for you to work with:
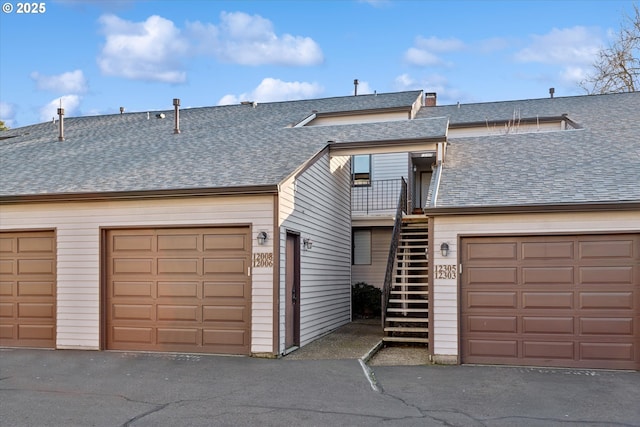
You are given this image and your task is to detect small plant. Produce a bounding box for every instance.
[352,282,381,318]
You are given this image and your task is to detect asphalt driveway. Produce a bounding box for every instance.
[1,348,638,426]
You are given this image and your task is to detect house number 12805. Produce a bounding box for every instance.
[434,264,457,280]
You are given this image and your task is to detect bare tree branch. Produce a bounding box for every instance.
[581,3,639,94]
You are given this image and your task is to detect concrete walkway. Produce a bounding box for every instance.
[284,319,431,366]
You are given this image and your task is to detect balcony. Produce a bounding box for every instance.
[352,178,407,216]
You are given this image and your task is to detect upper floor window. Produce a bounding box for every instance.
[352,155,371,186]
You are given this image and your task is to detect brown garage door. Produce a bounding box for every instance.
[105,227,251,354]
[461,234,639,370]
[0,231,56,348]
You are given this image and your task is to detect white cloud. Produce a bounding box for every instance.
[30,69,88,93]
[218,78,323,105]
[0,102,16,128]
[515,26,602,65]
[404,48,444,66]
[404,36,464,67]
[415,36,465,53]
[514,26,604,88]
[187,11,324,66]
[39,95,82,122]
[393,73,464,104]
[355,80,373,95]
[97,14,189,83]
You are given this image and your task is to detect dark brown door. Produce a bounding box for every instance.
[105,227,251,354]
[285,232,300,348]
[460,234,639,370]
[0,231,56,348]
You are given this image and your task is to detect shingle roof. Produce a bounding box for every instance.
[422,92,640,208]
[0,91,425,197]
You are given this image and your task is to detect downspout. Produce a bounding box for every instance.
[430,141,446,208]
[430,163,442,208]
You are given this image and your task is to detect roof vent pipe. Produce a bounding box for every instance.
[354,79,359,96]
[549,87,555,99]
[57,106,65,141]
[173,98,181,134]
[119,107,125,115]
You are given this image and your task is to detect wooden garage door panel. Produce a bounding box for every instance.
[580,292,633,309]
[522,241,573,259]
[467,316,517,333]
[18,237,54,253]
[204,233,247,251]
[523,341,574,359]
[157,305,199,321]
[579,240,634,259]
[18,282,54,296]
[0,282,13,296]
[204,282,245,298]
[0,260,13,275]
[158,282,198,298]
[580,318,633,335]
[522,292,573,309]
[466,267,517,285]
[204,258,246,274]
[157,258,199,274]
[466,292,516,309]
[18,259,54,275]
[580,266,633,284]
[581,343,634,361]
[158,234,199,251]
[112,281,153,297]
[112,235,153,252]
[461,234,639,370]
[106,227,251,354]
[466,242,516,260]
[522,317,574,334]
[113,258,153,274]
[0,231,56,349]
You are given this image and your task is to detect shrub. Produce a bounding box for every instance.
[352,282,381,318]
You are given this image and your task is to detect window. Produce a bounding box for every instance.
[351,155,371,186]
[352,229,372,265]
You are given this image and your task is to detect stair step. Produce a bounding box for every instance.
[387,308,428,313]
[384,327,429,333]
[390,290,429,295]
[386,317,429,323]
[382,336,430,343]
[394,274,429,279]
[388,298,428,304]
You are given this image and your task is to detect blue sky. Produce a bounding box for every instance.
[0,0,634,127]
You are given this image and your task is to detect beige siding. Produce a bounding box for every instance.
[431,210,640,361]
[307,111,408,126]
[279,153,352,352]
[352,227,392,289]
[0,196,275,353]
[372,153,409,181]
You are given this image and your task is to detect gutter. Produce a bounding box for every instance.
[423,201,640,216]
[0,185,279,204]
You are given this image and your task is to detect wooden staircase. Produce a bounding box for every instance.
[383,221,429,345]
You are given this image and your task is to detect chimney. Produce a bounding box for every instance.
[173,98,181,134]
[354,79,359,96]
[57,107,65,141]
[549,88,555,99]
[425,92,437,107]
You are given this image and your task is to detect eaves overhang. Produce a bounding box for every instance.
[423,200,640,216]
[448,115,581,130]
[0,185,279,204]
[328,136,446,153]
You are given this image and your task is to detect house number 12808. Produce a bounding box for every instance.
[434,264,457,280]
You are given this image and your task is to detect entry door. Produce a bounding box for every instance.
[420,171,432,209]
[285,233,300,348]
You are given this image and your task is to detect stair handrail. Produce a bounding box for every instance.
[381,177,407,326]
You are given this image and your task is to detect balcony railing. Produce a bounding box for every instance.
[352,178,407,214]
